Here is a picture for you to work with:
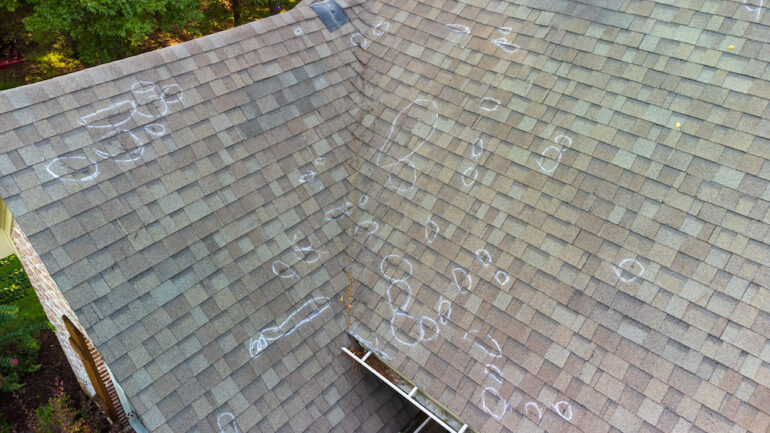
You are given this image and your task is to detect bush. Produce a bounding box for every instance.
[0,255,49,392]
[20,379,92,433]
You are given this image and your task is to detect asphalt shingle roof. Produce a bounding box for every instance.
[0,0,769,432]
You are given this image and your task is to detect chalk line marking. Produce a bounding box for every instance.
[359,195,368,207]
[217,412,240,433]
[314,157,326,165]
[537,134,573,175]
[292,233,327,264]
[387,280,414,312]
[461,166,478,187]
[438,296,452,325]
[485,364,504,384]
[376,98,439,193]
[552,401,573,421]
[425,215,440,244]
[373,20,390,36]
[355,220,379,236]
[380,254,443,349]
[349,323,392,360]
[272,260,299,280]
[612,258,645,283]
[446,24,471,34]
[324,201,353,221]
[294,27,303,36]
[248,296,330,358]
[50,80,183,181]
[475,249,493,267]
[46,155,100,182]
[497,26,512,34]
[524,402,542,421]
[471,137,483,160]
[452,266,473,294]
[480,97,501,112]
[743,0,764,20]
[299,170,318,184]
[492,38,520,54]
[481,387,508,420]
[350,32,369,48]
[494,270,510,286]
[381,254,413,282]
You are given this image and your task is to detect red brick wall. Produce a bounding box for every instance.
[10,219,130,429]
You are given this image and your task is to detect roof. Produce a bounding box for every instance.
[1,0,770,432]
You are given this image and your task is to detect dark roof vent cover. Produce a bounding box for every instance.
[310,0,349,32]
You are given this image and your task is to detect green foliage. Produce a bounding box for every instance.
[25,380,93,433]
[26,42,83,81]
[23,0,205,64]
[0,254,48,392]
[0,0,21,12]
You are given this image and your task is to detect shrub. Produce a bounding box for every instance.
[21,379,92,433]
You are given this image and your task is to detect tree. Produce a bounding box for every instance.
[268,0,281,15]
[22,0,204,64]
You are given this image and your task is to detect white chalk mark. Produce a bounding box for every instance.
[387,280,414,312]
[324,201,353,221]
[524,402,542,421]
[358,195,368,207]
[492,38,520,54]
[471,137,483,160]
[349,323,392,361]
[355,220,379,236]
[373,20,390,36]
[248,296,330,358]
[463,329,479,341]
[420,316,439,342]
[77,100,141,129]
[461,166,478,187]
[159,83,183,116]
[494,270,510,286]
[437,296,452,326]
[452,266,473,294]
[446,24,471,34]
[481,387,508,420]
[425,215,440,244]
[612,258,645,283]
[292,233,327,264]
[474,334,502,359]
[350,32,368,48]
[272,260,299,280]
[475,249,492,267]
[314,157,326,165]
[380,253,443,349]
[380,254,413,284]
[294,27,303,36]
[537,134,573,175]
[390,310,424,347]
[554,134,573,148]
[376,98,439,193]
[144,123,166,136]
[743,0,764,20]
[217,412,240,433]
[480,97,501,112]
[536,145,562,174]
[552,401,573,421]
[46,156,99,182]
[485,364,504,384]
[51,80,182,181]
[299,170,318,184]
[497,26,512,34]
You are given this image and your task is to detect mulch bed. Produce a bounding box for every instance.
[0,329,113,431]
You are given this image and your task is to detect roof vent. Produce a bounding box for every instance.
[310,0,349,32]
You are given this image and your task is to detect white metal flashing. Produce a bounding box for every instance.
[342,347,469,433]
